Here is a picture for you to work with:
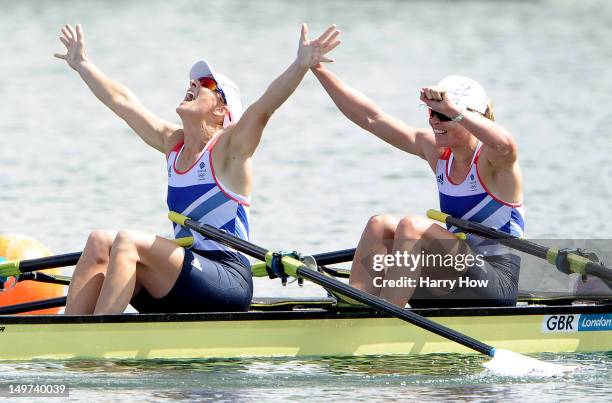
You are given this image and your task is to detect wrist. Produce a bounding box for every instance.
[74,58,92,73]
[310,63,325,73]
[294,50,316,70]
[451,104,467,123]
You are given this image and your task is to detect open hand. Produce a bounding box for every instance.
[297,24,341,69]
[420,86,462,118]
[54,24,88,71]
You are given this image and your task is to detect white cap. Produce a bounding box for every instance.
[190,60,243,128]
[436,75,488,114]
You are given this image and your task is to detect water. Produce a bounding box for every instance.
[1,353,610,402]
[1,0,611,400]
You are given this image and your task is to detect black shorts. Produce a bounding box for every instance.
[130,249,253,313]
[409,253,520,308]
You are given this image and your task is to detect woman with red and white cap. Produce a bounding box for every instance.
[312,65,524,308]
[55,23,341,314]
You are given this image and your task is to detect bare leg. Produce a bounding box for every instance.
[65,230,116,315]
[93,231,185,315]
[349,215,398,295]
[380,216,464,307]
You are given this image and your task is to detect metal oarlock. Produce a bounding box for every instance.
[298,255,318,287]
[555,248,601,274]
[266,251,315,287]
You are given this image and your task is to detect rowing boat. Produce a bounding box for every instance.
[1,297,611,361]
[2,213,611,377]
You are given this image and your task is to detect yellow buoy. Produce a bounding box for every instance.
[0,234,65,314]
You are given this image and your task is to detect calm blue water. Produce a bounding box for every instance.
[1,0,612,401]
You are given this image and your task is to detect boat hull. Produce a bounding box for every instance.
[1,304,611,361]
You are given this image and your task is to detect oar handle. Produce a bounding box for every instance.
[428,209,548,255]
[428,209,612,282]
[427,209,450,224]
[428,209,516,240]
[169,212,269,259]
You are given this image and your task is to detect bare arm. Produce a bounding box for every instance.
[54,24,179,153]
[228,24,342,158]
[310,64,435,161]
[457,112,517,166]
[420,87,517,166]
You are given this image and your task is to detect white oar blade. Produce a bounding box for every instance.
[483,349,578,377]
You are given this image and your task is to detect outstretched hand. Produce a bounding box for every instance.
[419,86,462,118]
[297,23,342,69]
[54,24,88,71]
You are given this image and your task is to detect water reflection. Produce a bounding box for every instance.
[1,353,609,400]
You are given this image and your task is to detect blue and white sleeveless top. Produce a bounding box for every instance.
[436,143,525,255]
[167,133,250,254]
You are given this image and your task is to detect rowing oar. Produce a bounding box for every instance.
[0,244,352,281]
[0,252,81,279]
[0,236,196,279]
[427,209,612,284]
[0,242,352,314]
[169,211,573,376]
[0,296,67,315]
[2,250,353,287]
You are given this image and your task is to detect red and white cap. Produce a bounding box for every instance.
[190,60,243,128]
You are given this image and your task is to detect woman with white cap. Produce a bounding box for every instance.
[56,23,341,314]
[312,66,524,308]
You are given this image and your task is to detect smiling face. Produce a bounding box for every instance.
[176,78,227,124]
[428,109,475,148]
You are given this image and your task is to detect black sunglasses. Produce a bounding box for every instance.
[428,108,452,122]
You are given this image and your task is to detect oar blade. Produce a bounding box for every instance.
[483,349,578,376]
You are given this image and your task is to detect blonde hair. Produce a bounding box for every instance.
[484,99,495,121]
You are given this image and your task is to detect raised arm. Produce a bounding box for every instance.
[227,24,341,158]
[420,87,518,166]
[54,24,179,153]
[310,64,436,161]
